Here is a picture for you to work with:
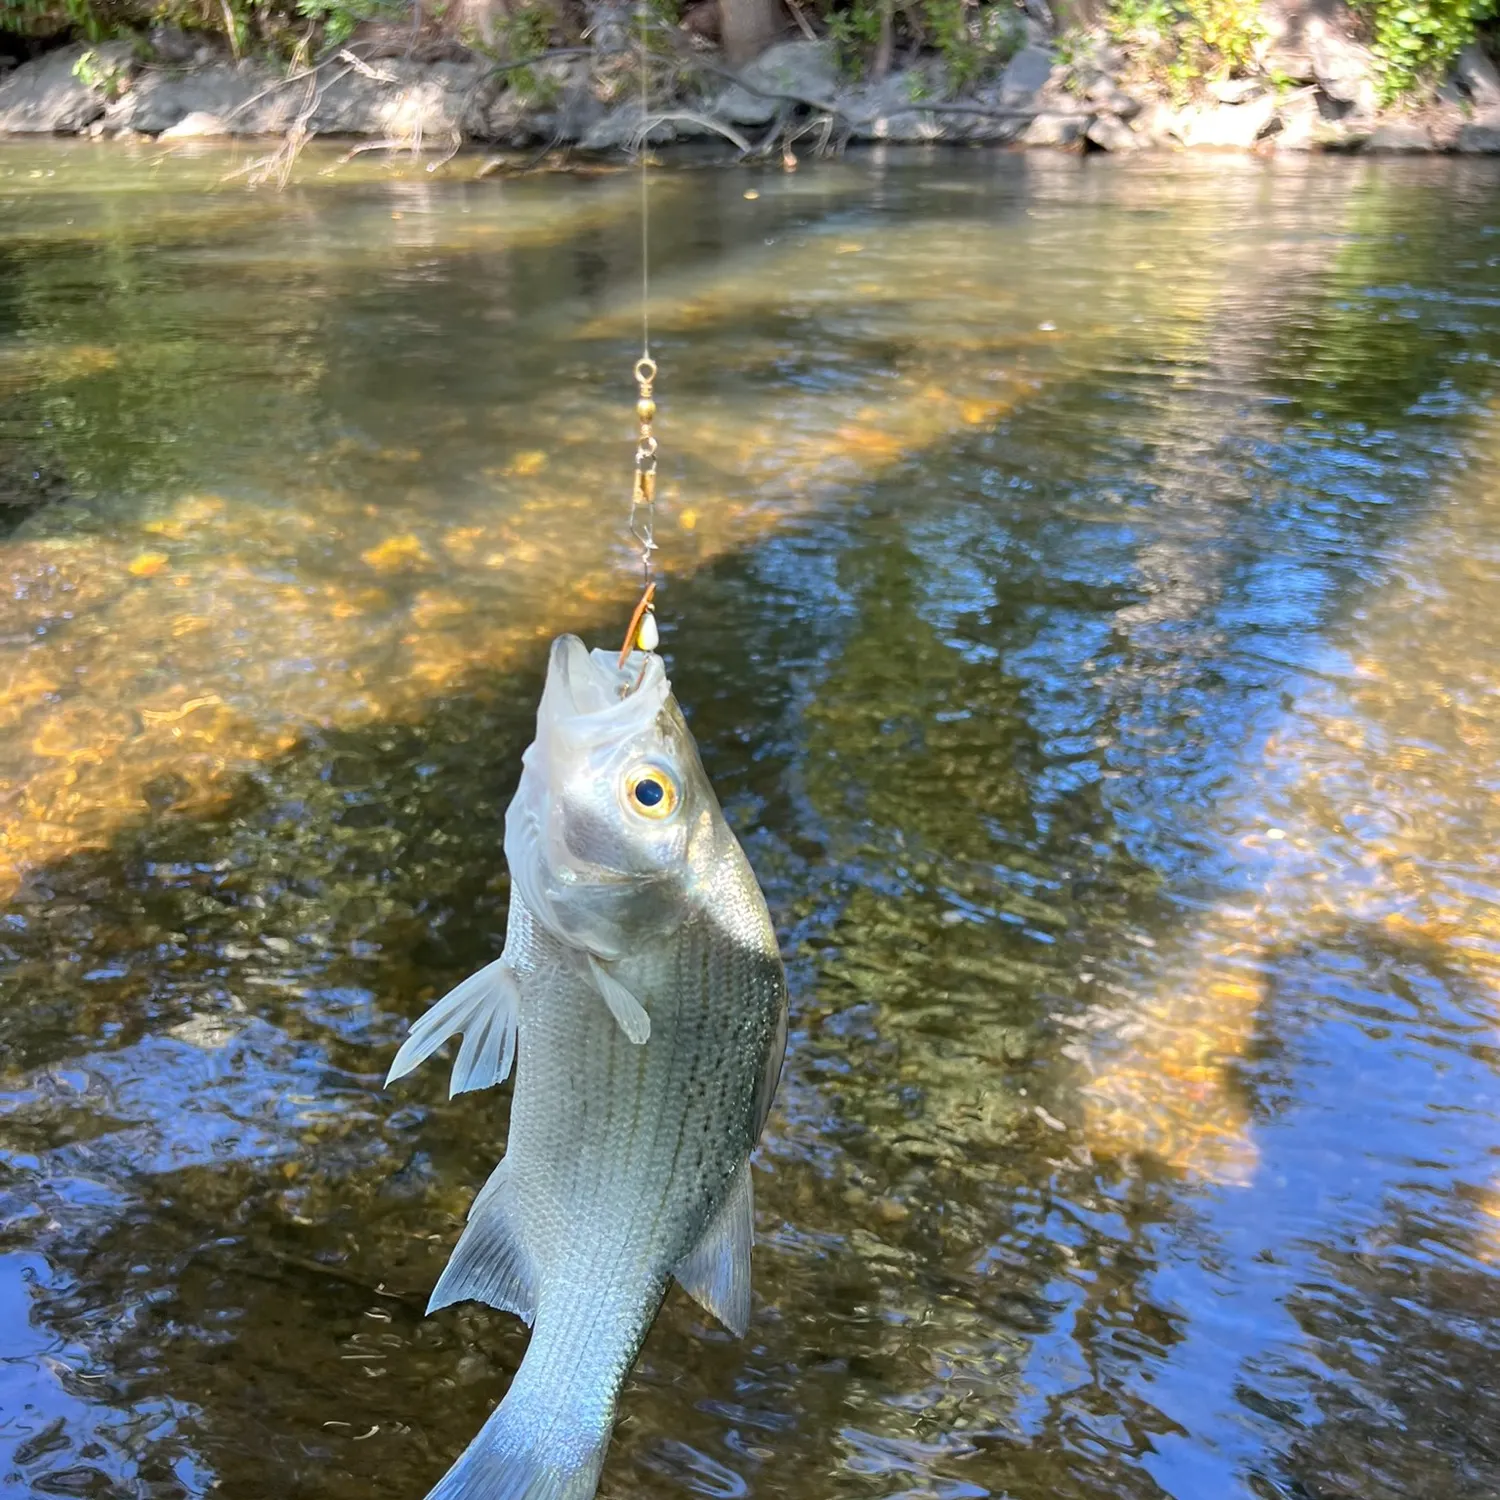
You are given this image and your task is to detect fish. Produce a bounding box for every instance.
[386,634,788,1500]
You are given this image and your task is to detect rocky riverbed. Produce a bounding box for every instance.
[2,1,1500,156]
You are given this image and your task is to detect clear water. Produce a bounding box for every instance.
[3,140,1500,1500]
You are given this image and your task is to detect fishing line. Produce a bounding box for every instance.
[638,0,651,366]
[621,0,660,668]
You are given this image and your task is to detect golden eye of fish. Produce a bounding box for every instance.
[625,766,678,819]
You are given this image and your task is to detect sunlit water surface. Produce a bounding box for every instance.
[3,141,1500,1500]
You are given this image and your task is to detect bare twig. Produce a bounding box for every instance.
[751,106,788,155]
[784,0,819,42]
[336,48,400,83]
[785,111,837,155]
[221,0,241,61]
[484,46,593,79]
[427,127,465,170]
[336,136,420,160]
[637,110,755,154]
[221,64,345,188]
[527,130,568,168]
[219,41,377,125]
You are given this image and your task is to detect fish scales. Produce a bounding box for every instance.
[514,906,779,1271]
[387,635,787,1500]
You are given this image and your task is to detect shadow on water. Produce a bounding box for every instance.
[3,145,1500,1500]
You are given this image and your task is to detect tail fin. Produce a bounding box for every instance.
[424,1376,609,1500]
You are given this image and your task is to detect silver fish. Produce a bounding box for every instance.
[387,634,787,1500]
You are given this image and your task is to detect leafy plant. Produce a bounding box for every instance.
[292,0,399,47]
[72,43,128,90]
[2,0,111,38]
[1358,0,1499,100]
[820,0,1023,84]
[484,1,567,99]
[1108,0,1264,96]
[823,0,885,75]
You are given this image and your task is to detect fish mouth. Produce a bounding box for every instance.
[545,634,667,725]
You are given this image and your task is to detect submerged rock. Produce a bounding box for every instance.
[0,450,68,537]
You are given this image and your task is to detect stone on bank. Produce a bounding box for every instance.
[0,0,1499,158]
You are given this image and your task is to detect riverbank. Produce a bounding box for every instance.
[2,14,1499,158]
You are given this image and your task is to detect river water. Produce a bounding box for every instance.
[2,140,1500,1500]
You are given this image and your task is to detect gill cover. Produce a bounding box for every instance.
[503,635,709,966]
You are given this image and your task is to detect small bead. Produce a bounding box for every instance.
[637,610,660,652]
[637,398,657,423]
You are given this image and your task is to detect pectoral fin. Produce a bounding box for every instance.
[428,1157,536,1324]
[587,955,651,1044]
[385,956,519,1097]
[674,1163,754,1337]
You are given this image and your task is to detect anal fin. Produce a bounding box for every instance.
[674,1162,754,1337]
[386,956,519,1098]
[428,1157,537,1324]
[587,955,651,1044]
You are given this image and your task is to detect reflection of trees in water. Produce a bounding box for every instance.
[1082,404,1500,1183]
[0,165,1098,904]
[1219,934,1500,1499]
[1267,1193,1500,1500]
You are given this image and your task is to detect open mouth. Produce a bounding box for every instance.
[547,634,664,720]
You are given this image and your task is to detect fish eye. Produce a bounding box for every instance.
[625,766,679,820]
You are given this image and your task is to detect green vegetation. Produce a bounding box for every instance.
[288,0,398,49]
[1358,0,1499,99]
[1102,0,1499,101]
[1108,0,1264,97]
[0,0,1027,94]
[71,42,129,89]
[0,0,374,54]
[817,0,1025,86]
[3,0,112,39]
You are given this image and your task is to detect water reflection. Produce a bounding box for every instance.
[2,145,1500,1500]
